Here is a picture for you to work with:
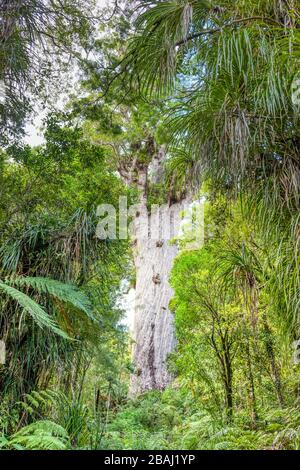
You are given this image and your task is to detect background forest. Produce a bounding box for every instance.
[0,0,300,451]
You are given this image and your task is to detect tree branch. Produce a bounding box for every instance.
[176,16,283,47]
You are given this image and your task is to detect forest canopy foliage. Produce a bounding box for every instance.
[0,0,300,451]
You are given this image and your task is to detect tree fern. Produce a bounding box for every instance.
[0,274,95,338]
[5,420,69,450]
[0,280,70,339]
[10,277,95,320]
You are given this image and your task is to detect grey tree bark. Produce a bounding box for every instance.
[129,199,185,395]
[117,141,187,396]
[119,145,186,395]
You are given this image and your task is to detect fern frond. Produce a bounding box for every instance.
[0,280,70,339]
[9,420,69,450]
[10,276,95,321]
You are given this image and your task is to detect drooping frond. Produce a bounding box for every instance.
[10,276,95,321]
[124,0,211,97]
[0,280,70,339]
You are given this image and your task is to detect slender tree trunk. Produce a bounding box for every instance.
[223,350,233,422]
[262,315,285,407]
[213,333,234,422]
[244,335,258,427]
[241,283,259,427]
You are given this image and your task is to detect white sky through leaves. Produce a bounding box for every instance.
[25,0,113,146]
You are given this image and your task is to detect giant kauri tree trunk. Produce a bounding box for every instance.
[118,141,186,396]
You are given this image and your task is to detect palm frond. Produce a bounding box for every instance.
[124,0,211,97]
